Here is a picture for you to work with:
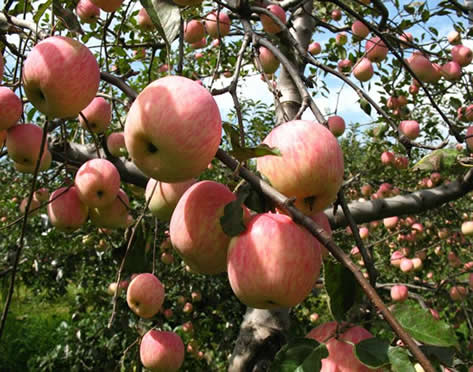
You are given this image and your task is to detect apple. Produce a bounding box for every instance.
[184,20,205,44]
[22,36,100,119]
[163,308,173,319]
[380,151,395,165]
[327,115,345,137]
[394,155,408,169]
[391,285,408,302]
[170,181,248,274]
[74,159,120,208]
[397,95,408,106]
[365,36,388,62]
[383,216,399,229]
[107,282,121,296]
[13,151,51,174]
[173,0,202,6]
[308,42,321,55]
[335,32,348,46]
[440,61,462,81]
[190,37,207,49]
[449,286,467,302]
[47,186,89,232]
[0,87,22,131]
[0,54,3,80]
[124,76,222,182]
[451,44,473,67]
[448,30,461,45]
[6,124,50,170]
[182,321,193,333]
[352,58,374,82]
[331,9,342,21]
[194,52,203,60]
[145,178,195,221]
[19,197,41,216]
[106,132,127,157]
[462,221,473,235]
[399,32,413,48]
[260,4,286,34]
[191,291,202,302]
[310,211,332,258]
[89,188,130,228]
[127,273,165,318]
[406,52,438,83]
[205,11,231,38]
[78,97,112,134]
[309,313,319,323]
[256,120,344,214]
[351,20,369,40]
[90,0,123,12]
[399,120,420,140]
[337,59,352,73]
[161,252,174,264]
[75,0,100,23]
[227,212,321,309]
[33,188,49,202]
[359,226,369,240]
[409,84,419,95]
[137,8,154,31]
[182,302,193,313]
[258,46,280,74]
[140,330,184,372]
[306,322,381,372]
[399,258,414,273]
[387,96,399,109]
[466,126,473,151]
[411,257,423,271]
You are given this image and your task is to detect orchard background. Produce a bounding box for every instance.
[0,0,473,371]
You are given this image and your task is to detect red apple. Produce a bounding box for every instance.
[400,258,414,272]
[383,216,399,229]
[331,9,342,21]
[327,115,346,137]
[47,186,89,232]
[89,188,130,228]
[140,330,184,372]
[227,212,321,309]
[399,120,420,140]
[127,273,165,318]
[205,11,231,38]
[124,76,222,182]
[406,53,438,83]
[75,0,100,23]
[335,32,348,46]
[365,36,388,62]
[0,87,22,131]
[451,44,472,67]
[466,126,473,151]
[106,132,127,157]
[258,46,280,74]
[380,151,395,165]
[256,120,344,214]
[352,58,374,82]
[184,20,205,44]
[449,286,467,302]
[337,59,352,73]
[78,97,111,133]
[137,8,154,31]
[260,4,286,34]
[190,37,207,49]
[308,42,321,55]
[351,20,369,40]
[391,285,408,302]
[22,36,100,119]
[90,0,123,12]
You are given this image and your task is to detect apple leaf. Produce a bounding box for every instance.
[354,337,390,368]
[140,0,180,47]
[52,0,83,34]
[392,303,459,348]
[223,123,241,150]
[419,345,455,367]
[220,199,247,237]
[359,98,371,115]
[412,148,461,172]
[35,0,53,23]
[270,338,328,372]
[324,261,364,322]
[387,346,416,372]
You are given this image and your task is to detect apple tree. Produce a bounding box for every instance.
[0,0,473,371]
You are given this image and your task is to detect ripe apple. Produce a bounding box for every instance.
[127,273,165,318]
[310,211,332,258]
[19,197,41,216]
[462,221,473,235]
[359,226,369,240]
[391,285,408,302]
[106,132,127,157]
[449,286,467,302]
[380,151,395,165]
[441,61,462,81]
[365,36,388,62]
[406,52,438,83]
[205,11,231,38]
[47,186,89,232]
[182,302,193,313]
[0,87,22,131]
[227,212,321,309]
[22,36,100,119]
[90,0,123,12]
[466,126,473,151]
[74,159,120,208]
[184,20,205,44]
[89,188,130,228]
[337,59,352,73]
[13,151,51,174]
[6,124,50,170]
[308,42,321,55]
[140,330,184,372]
[448,30,461,45]
[383,216,399,229]
[393,155,408,169]
[411,257,423,271]
[260,4,286,34]
[335,32,348,46]
[145,178,195,221]
[75,0,100,23]
[399,120,420,140]
[327,115,345,137]
[256,120,344,214]
[258,46,280,74]
[352,58,374,81]
[451,44,472,67]
[0,130,6,145]
[137,8,154,31]
[124,76,222,182]
[390,251,405,267]
[331,9,342,21]
[170,181,248,274]
[306,322,381,372]
[400,258,414,272]
[351,20,369,40]
[78,97,112,134]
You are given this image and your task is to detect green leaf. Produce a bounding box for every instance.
[354,337,390,368]
[392,303,459,347]
[412,148,460,172]
[271,338,328,372]
[140,0,180,47]
[228,144,281,163]
[34,0,52,23]
[220,199,247,237]
[419,345,455,367]
[223,122,242,149]
[359,98,371,115]
[324,261,363,322]
[387,346,416,372]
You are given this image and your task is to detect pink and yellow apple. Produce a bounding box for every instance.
[127,273,165,318]
[106,132,127,157]
[205,11,231,38]
[47,186,89,232]
[352,58,374,82]
[399,120,420,140]
[137,8,154,31]
[90,0,123,12]
[6,124,50,170]
[258,46,280,74]
[184,20,205,44]
[308,42,321,55]
[391,285,408,302]
[451,44,472,67]
[365,36,388,62]
[89,188,130,228]
[351,20,369,40]
[140,330,184,372]
[260,4,286,34]
[75,0,100,23]
[0,87,22,131]
[78,97,112,133]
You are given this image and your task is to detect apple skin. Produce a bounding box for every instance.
[260,4,286,34]
[90,0,123,12]
[380,151,395,165]
[170,180,248,274]
[19,197,41,216]
[75,0,100,23]
[310,211,332,258]
[441,61,462,81]
[0,87,22,131]
[406,53,438,83]
[184,20,205,44]
[124,76,222,182]
[205,11,231,38]
[47,186,89,232]
[391,285,408,302]
[0,130,6,145]
[74,158,121,208]
[191,37,207,49]
[335,32,348,46]
[106,132,126,157]
[145,178,195,221]
[462,221,473,235]
[466,126,473,151]
[258,46,280,74]
[23,36,100,119]
[306,322,382,372]
[256,120,344,214]
[351,20,369,40]
[451,44,473,67]
[352,58,374,82]
[126,273,165,319]
[337,59,352,73]
[89,188,130,228]
[78,97,112,134]
[365,36,388,62]
[308,42,321,55]
[13,150,51,174]
[140,330,184,372]
[327,115,345,137]
[6,124,50,169]
[399,120,420,140]
[137,8,154,31]
[227,212,321,309]
[400,258,414,272]
[0,54,3,80]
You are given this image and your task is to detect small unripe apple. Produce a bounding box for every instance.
[337,59,352,74]
[359,226,369,240]
[260,4,286,34]
[327,115,345,137]
[258,46,280,74]
[448,30,461,45]
[309,313,319,323]
[106,132,127,157]
[182,321,193,333]
[335,32,347,46]
[390,285,408,302]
